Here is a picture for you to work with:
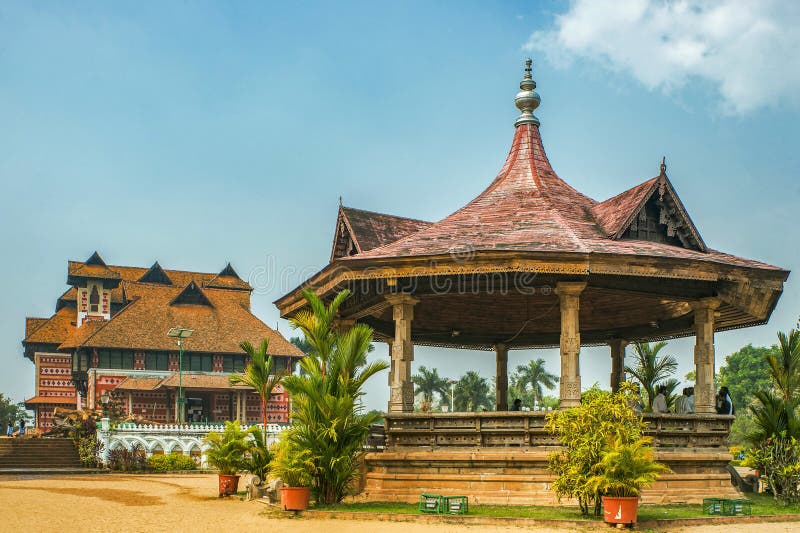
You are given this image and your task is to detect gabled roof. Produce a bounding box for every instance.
[137,262,173,285]
[331,205,432,261]
[23,306,74,346]
[170,281,214,307]
[592,177,658,238]
[25,317,49,339]
[205,263,251,290]
[67,252,122,286]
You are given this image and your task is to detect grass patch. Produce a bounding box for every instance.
[313,494,800,521]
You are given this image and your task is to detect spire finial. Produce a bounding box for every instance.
[660,156,667,175]
[339,195,343,207]
[515,58,541,127]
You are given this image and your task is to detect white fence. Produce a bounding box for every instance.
[97,418,287,468]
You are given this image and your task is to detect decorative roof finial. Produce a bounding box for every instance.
[515,58,541,127]
[339,195,343,207]
[660,156,667,175]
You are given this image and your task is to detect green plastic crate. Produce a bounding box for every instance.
[442,495,468,515]
[703,498,726,515]
[723,499,752,516]
[418,494,442,514]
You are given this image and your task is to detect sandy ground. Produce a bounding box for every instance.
[0,474,797,533]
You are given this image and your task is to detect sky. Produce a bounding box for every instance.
[1,0,799,412]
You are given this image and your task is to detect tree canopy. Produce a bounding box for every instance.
[718,343,775,411]
[0,394,25,426]
[454,371,493,412]
[411,366,449,407]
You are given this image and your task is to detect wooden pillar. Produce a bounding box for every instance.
[691,298,721,414]
[555,282,587,408]
[608,339,627,393]
[495,343,509,411]
[333,317,356,334]
[128,392,133,415]
[235,391,242,423]
[386,294,418,413]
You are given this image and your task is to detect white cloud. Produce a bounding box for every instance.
[525,0,800,115]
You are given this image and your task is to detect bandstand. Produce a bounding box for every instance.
[275,60,789,504]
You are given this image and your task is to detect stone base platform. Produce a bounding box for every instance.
[361,448,740,505]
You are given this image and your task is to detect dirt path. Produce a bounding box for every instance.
[0,474,796,533]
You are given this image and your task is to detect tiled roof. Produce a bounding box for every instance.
[114,377,165,391]
[23,307,75,346]
[592,177,658,237]
[25,318,49,338]
[67,261,122,282]
[67,283,303,356]
[157,373,252,390]
[24,396,76,405]
[27,258,303,358]
[346,124,782,272]
[341,206,432,253]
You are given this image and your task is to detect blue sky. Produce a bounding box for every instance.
[2,1,798,411]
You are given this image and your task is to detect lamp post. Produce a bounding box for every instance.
[449,379,457,413]
[167,327,194,423]
[71,351,90,410]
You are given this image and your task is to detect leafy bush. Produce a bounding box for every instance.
[147,453,197,472]
[747,433,800,505]
[243,426,272,481]
[586,437,669,498]
[269,432,314,487]
[546,383,666,516]
[108,445,147,472]
[204,421,250,475]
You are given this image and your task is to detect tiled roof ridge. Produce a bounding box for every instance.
[236,302,306,358]
[24,317,50,340]
[591,176,660,237]
[341,205,431,225]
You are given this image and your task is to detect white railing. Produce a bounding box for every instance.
[97,418,288,468]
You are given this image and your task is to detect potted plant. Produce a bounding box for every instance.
[204,421,251,497]
[587,436,670,525]
[270,433,314,511]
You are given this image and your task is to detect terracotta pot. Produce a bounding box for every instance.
[602,496,639,525]
[280,486,311,511]
[217,474,240,497]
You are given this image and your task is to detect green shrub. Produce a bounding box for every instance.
[146,453,198,472]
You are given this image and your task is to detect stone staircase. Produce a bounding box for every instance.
[0,437,89,473]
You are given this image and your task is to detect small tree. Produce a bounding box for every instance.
[412,366,449,408]
[231,338,286,430]
[546,383,652,516]
[625,341,678,410]
[204,421,250,475]
[514,358,559,404]
[454,371,493,412]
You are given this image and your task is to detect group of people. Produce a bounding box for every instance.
[5,417,25,437]
[649,385,734,415]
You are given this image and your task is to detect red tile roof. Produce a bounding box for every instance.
[346,124,781,272]
[26,259,303,359]
[592,177,658,237]
[24,396,76,405]
[340,206,431,254]
[114,377,165,391]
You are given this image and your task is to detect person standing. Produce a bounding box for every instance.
[18,417,25,436]
[716,387,733,415]
[6,419,12,437]
[652,385,669,414]
[674,388,691,414]
[687,387,695,413]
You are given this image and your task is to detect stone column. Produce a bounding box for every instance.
[555,282,587,408]
[386,294,419,413]
[691,298,721,414]
[608,339,628,393]
[495,343,509,411]
[234,391,242,423]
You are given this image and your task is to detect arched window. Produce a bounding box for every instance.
[89,285,100,313]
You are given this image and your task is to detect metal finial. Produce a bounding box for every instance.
[515,58,541,127]
[660,156,667,175]
[339,196,343,207]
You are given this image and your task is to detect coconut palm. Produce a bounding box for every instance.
[454,371,493,412]
[513,358,559,403]
[230,338,286,429]
[624,341,678,410]
[282,288,389,504]
[412,366,450,406]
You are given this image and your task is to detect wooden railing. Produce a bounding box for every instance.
[383,412,734,449]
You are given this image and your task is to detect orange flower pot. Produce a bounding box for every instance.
[217,474,240,497]
[281,486,311,511]
[602,496,639,525]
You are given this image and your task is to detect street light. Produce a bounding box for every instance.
[448,379,457,413]
[167,327,194,423]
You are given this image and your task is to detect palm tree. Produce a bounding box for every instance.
[282,288,388,504]
[624,341,678,410]
[290,336,313,355]
[231,338,286,429]
[412,366,450,406]
[513,358,559,403]
[767,329,800,402]
[454,371,493,412]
